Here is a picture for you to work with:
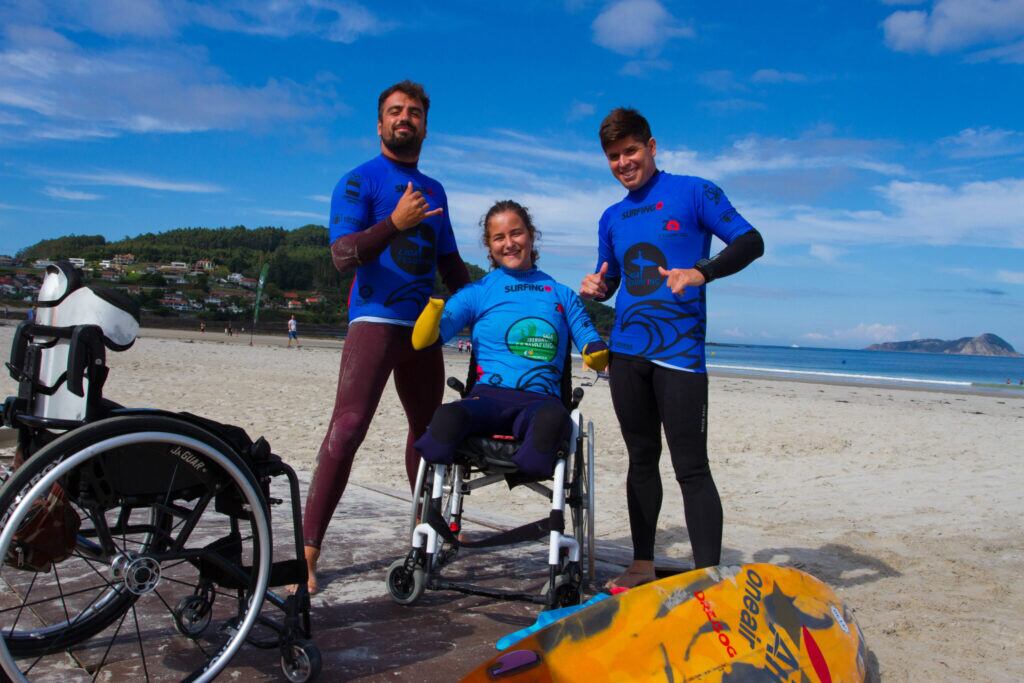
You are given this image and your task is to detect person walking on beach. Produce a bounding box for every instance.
[300,80,470,593]
[580,108,764,587]
[287,315,300,348]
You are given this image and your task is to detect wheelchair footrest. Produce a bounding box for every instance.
[457,518,550,549]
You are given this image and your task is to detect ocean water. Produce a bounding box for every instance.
[705,344,1024,393]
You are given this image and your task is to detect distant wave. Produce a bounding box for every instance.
[707,363,972,387]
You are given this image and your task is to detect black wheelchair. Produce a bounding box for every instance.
[385,351,596,610]
[0,262,320,682]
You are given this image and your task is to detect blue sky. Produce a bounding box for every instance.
[1,0,1023,349]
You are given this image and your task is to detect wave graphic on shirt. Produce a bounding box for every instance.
[618,300,704,367]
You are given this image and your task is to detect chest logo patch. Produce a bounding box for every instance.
[623,242,668,296]
[389,224,436,276]
[506,317,558,362]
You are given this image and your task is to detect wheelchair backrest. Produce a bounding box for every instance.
[13,261,140,423]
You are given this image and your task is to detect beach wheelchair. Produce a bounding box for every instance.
[385,352,595,610]
[0,262,320,682]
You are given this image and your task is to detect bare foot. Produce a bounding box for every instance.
[288,545,320,595]
[606,560,656,591]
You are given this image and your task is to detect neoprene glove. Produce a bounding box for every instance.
[412,297,445,350]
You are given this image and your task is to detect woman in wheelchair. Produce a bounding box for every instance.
[410,200,609,476]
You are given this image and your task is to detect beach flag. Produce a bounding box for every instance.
[250,263,270,345]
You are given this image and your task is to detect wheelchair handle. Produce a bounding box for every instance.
[447,377,467,397]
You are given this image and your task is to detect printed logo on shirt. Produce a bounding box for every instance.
[389,224,436,276]
[344,175,362,204]
[506,317,558,363]
[623,243,668,296]
[621,202,663,220]
[359,284,373,299]
[394,183,434,196]
[503,283,553,294]
[664,219,680,231]
[721,207,738,223]
[703,183,723,205]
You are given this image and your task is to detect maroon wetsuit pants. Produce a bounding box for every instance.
[302,321,444,549]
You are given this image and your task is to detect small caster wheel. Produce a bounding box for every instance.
[281,639,322,682]
[544,571,582,610]
[386,558,425,605]
[173,594,213,638]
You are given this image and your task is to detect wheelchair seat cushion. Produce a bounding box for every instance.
[453,435,571,477]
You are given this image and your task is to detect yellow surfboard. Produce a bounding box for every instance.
[464,564,869,682]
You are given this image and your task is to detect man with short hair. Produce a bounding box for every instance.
[287,314,300,348]
[301,80,470,592]
[581,108,764,587]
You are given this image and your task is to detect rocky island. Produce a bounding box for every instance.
[865,333,1020,357]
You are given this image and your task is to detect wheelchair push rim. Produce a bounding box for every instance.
[0,417,272,683]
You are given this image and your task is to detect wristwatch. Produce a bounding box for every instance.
[693,258,715,283]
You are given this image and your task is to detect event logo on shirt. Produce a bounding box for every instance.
[621,201,663,220]
[623,243,668,296]
[506,317,558,362]
[389,224,436,276]
[703,183,723,205]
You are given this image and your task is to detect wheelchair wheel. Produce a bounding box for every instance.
[568,418,596,589]
[280,638,322,683]
[0,415,272,683]
[386,559,425,605]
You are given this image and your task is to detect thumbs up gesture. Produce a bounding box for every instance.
[391,181,444,231]
[580,261,609,299]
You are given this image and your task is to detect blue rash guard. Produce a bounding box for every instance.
[438,267,602,397]
[329,154,459,325]
[597,171,754,372]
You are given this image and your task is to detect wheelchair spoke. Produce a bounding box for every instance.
[0,582,113,614]
[92,607,128,682]
[130,604,149,682]
[7,572,38,637]
[152,588,211,658]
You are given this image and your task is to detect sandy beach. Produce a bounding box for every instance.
[1,323,1022,682]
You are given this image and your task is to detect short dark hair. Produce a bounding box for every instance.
[481,200,541,269]
[377,80,430,121]
[599,107,652,150]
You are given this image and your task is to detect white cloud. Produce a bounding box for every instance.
[749,177,1024,248]
[751,68,807,84]
[43,169,223,193]
[940,126,1024,158]
[3,1,394,43]
[619,59,672,77]
[592,0,692,56]
[262,209,324,220]
[968,38,1024,62]
[699,99,766,115]
[0,25,321,139]
[803,323,899,344]
[996,270,1024,284]
[808,244,843,263]
[657,134,906,179]
[190,1,395,44]
[41,186,102,201]
[567,100,595,122]
[882,0,1024,54]
[309,194,332,203]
